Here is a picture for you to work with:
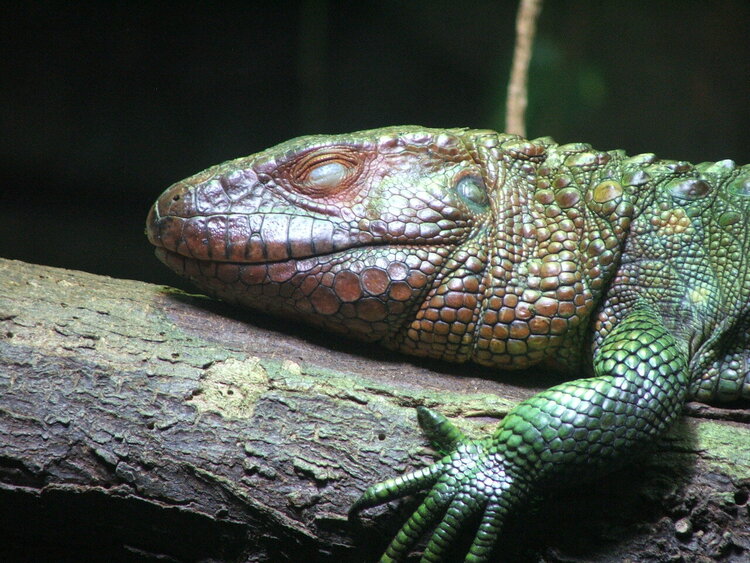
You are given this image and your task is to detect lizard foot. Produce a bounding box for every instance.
[350,407,524,562]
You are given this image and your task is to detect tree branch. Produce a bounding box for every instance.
[0,257,747,561]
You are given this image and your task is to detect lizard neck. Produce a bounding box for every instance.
[388,135,636,372]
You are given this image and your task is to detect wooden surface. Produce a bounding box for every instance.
[0,257,748,562]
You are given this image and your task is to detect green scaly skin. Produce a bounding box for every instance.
[146,126,750,561]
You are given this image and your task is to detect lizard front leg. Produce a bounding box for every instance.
[350,306,689,562]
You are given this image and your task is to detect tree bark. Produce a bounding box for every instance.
[0,257,748,562]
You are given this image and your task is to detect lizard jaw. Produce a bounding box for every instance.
[146,205,374,266]
[150,242,447,344]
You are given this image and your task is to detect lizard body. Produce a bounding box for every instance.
[147,126,750,561]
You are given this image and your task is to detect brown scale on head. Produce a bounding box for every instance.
[147,127,634,372]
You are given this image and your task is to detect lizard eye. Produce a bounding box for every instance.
[290,149,362,196]
[456,174,489,208]
[307,161,349,188]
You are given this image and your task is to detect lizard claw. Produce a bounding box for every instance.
[415,406,467,454]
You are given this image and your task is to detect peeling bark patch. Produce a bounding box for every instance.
[292,456,343,483]
[187,357,270,419]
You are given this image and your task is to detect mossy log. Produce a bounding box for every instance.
[0,257,748,562]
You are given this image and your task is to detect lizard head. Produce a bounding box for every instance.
[146,126,498,344]
[147,126,632,370]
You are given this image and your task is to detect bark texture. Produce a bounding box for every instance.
[0,257,748,562]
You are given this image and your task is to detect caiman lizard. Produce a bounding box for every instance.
[146,126,750,561]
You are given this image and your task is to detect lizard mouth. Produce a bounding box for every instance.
[146,201,374,267]
[150,240,397,278]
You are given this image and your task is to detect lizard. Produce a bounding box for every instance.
[146,126,750,562]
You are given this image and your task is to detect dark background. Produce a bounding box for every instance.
[2,1,748,289]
